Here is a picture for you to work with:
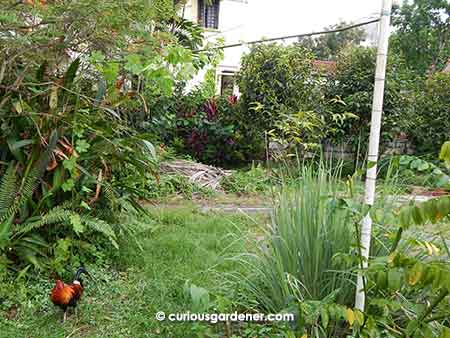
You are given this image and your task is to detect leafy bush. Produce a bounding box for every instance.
[394,155,450,190]
[0,60,157,274]
[401,73,450,154]
[154,91,265,166]
[298,21,366,61]
[237,44,322,135]
[0,0,207,276]
[268,110,327,155]
[391,0,450,75]
[324,46,413,146]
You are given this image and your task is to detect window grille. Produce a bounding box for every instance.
[198,0,220,29]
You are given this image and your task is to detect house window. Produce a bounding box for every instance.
[220,74,235,95]
[218,70,240,96]
[198,0,220,29]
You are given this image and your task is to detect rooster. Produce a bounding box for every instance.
[50,267,90,322]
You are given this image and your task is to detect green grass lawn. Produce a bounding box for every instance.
[0,206,275,338]
[2,179,447,338]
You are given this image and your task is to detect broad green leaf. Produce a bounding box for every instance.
[63,156,77,173]
[75,139,90,154]
[417,161,430,171]
[320,308,329,328]
[388,269,402,291]
[399,155,413,166]
[63,58,80,88]
[61,179,75,192]
[411,205,425,225]
[189,284,210,312]
[125,54,142,74]
[399,206,413,228]
[8,139,34,151]
[406,320,419,336]
[102,62,120,84]
[410,159,422,169]
[90,51,105,63]
[354,310,364,325]
[435,174,450,189]
[51,166,65,191]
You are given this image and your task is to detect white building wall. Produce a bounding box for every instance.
[183,0,250,94]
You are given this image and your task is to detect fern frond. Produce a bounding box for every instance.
[0,164,17,218]
[17,207,120,250]
[81,215,119,249]
[16,206,73,236]
[103,182,119,212]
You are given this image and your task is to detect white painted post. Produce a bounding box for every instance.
[355,0,393,311]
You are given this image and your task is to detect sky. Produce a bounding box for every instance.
[216,0,399,66]
[245,0,387,39]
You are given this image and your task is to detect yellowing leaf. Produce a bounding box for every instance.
[439,141,450,167]
[346,308,355,326]
[13,100,23,113]
[354,310,364,325]
[388,252,397,264]
[424,241,434,256]
[408,262,424,286]
[430,243,440,255]
[300,334,308,338]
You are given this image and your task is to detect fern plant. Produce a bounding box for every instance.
[0,131,133,272]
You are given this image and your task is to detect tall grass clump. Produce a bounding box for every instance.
[233,165,356,313]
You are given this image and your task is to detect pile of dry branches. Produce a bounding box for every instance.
[160,160,232,191]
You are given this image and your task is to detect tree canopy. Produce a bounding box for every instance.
[298,21,366,60]
[391,0,450,74]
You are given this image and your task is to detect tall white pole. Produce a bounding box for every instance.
[355,0,393,311]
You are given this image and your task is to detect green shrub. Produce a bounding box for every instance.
[153,91,265,166]
[402,73,450,154]
[237,44,323,135]
[324,46,414,146]
[0,0,207,276]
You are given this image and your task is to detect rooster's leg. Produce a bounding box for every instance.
[63,310,67,323]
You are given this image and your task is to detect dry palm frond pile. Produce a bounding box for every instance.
[160,160,232,191]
